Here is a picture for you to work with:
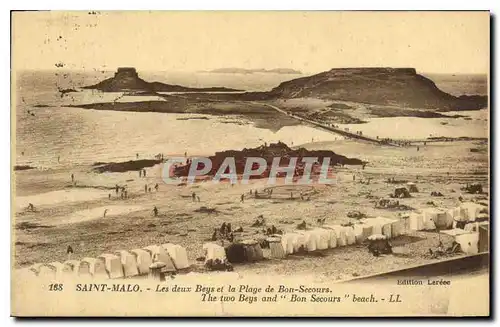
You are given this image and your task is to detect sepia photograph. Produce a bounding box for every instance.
[10,10,490,317]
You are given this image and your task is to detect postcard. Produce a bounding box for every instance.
[11,10,490,317]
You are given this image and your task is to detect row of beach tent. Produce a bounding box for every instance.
[18,243,189,280]
[408,201,488,231]
[408,201,489,255]
[203,217,405,264]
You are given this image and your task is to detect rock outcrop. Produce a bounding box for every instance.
[268,68,487,110]
[173,141,365,178]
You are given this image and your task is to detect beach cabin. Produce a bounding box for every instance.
[115,250,139,278]
[130,248,152,275]
[202,243,227,264]
[79,257,109,279]
[99,253,125,279]
[143,245,176,272]
[161,243,190,270]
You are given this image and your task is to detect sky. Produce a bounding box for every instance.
[12,11,490,74]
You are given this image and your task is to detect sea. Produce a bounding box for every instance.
[14,70,488,169]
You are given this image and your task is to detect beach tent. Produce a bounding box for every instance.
[455,232,479,255]
[407,182,419,193]
[300,231,319,252]
[115,250,139,278]
[391,219,405,237]
[62,260,80,278]
[421,208,449,230]
[360,218,382,235]
[80,257,109,279]
[460,202,484,222]
[292,233,306,252]
[313,228,330,250]
[344,226,356,245]
[280,233,296,255]
[143,245,176,272]
[381,221,392,239]
[353,223,372,244]
[131,248,152,275]
[240,240,264,261]
[324,225,347,247]
[267,237,286,259]
[225,243,247,263]
[99,254,125,279]
[162,243,190,270]
[36,262,61,280]
[202,243,227,264]
[409,212,424,231]
[324,228,337,248]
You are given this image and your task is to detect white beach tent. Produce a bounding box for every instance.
[99,253,124,279]
[162,243,190,269]
[202,243,227,264]
[301,230,319,252]
[409,212,424,231]
[324,225,347,247]
[115,250,139,278]
[62,260,80,278]
[130,248,152,275]
[324,228,337,248]
[292,233,306,252]
[313,228,331,250]
[36,262,61,280]
[344,226,356,245]
[267,237,286,259]
[391,219,405,237]
[455,232,479,255]
[143,245,176,272]
[460,202,484,222]
[280,233,296,255]
[80,257,109,279]
[353,223,372,244]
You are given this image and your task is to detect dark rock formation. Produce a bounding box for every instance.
[173,141,365,178]
[82,67,242,93]
[268,68,487,110]
[92,159,162,173]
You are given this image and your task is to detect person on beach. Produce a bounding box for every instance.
[155,183,159,192]
[136,153,139,159]
[124,190,128,199]
[144,184,148,193]
[103,209,108,218]
[27,203,35,212]
[197,196,201,202]
[108,193,111,200]
[67,245,73,260]
[153,206,158,217]
[192,192,196,202]
[115,184,119,194]
[71,173,74,183]
[139,170,142,178]
[58,156,60,163]
[143,169,147,177]
[250,189,253,195]
[240,194,244,203]
[148,187,152,193]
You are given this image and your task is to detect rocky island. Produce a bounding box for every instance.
[82,67,243,93]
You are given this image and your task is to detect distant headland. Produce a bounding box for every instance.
[201,68,303,75]
[82,67,243,93]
